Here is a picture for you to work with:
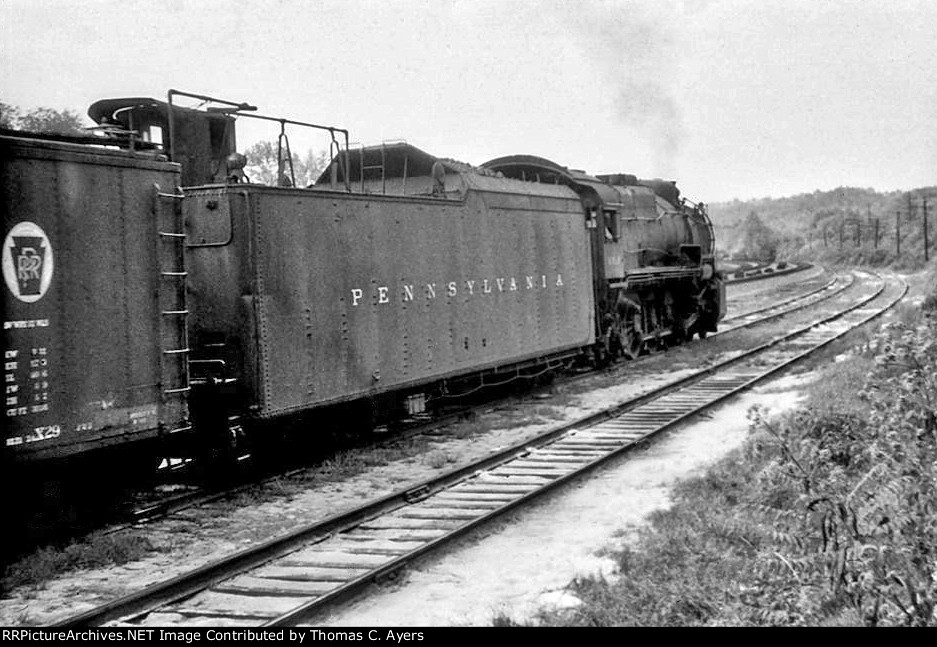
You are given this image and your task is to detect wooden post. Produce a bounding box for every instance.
[896,210,901,256]
[924,197,929,263]
[874,218,879,249]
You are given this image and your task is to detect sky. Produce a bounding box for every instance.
[2,0,935,202]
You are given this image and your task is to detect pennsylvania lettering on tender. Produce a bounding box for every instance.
[350,273,566,307]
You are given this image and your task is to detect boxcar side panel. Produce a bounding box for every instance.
[2,137,185,461]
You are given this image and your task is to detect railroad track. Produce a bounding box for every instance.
[723,261,812,284]
[56,271,905,628]
[118,267,841,527]
[718,271,847,333]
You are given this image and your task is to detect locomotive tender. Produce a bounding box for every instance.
[1,91,723,470]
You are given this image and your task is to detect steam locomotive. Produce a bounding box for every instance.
[1,90,723,472]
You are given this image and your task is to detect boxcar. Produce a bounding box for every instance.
[1,133,188,465]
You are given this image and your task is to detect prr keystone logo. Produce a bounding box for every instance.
[3,222,54,303]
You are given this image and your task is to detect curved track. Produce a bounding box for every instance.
[120,266,842,527]
[55,271,905,627]
[718,271,847,333]
[723,261,812,284]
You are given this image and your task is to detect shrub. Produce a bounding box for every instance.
[747,319,937,625]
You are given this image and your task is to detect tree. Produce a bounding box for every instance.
[738,210,780,261]
[18,107,86,135]
[0,101,22,129]
[243,140,330,187]
[0,100,87,135]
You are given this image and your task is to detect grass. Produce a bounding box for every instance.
[506,274,937,627]
[10,267,930,604]
[423,449,455,469]
[2,532,162,592]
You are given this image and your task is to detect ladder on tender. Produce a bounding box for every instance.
[359,143,386,194]
[154,185,191,428]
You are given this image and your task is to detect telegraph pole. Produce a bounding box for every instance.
[874,218,879,249]
[896,210,901,256]
[924,197,930,262]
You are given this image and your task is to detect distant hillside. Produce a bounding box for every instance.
[709,186,937,269]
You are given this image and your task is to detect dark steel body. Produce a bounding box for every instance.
[481,155,723,348]
[604,185,714,276]
[1,134,187,462]
[184,169,595,419]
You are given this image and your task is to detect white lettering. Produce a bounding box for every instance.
[346,269,566,308]
[3,319,50,329]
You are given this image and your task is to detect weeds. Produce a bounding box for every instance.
[526,313,937,626]
[741,319,937,625]
[2,533,160,592]
[424,450,454,469]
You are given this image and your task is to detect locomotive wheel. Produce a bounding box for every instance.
[620,308,643,360]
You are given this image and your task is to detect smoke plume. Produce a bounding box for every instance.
[562,0,686,176]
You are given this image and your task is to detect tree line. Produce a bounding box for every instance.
[0,101,86,134]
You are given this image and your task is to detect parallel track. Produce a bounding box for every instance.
[723,262,812,284]
[121,267,841,527]
[718,271,846,333]
[56,271,905,628]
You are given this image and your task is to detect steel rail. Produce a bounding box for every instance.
[264,273,903,627]
[54,272,903,628]
[121,267,839,528]
[718,272,846,332]
[723,262,813,284]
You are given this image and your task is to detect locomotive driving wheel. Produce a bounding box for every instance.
[618,305,644,360]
